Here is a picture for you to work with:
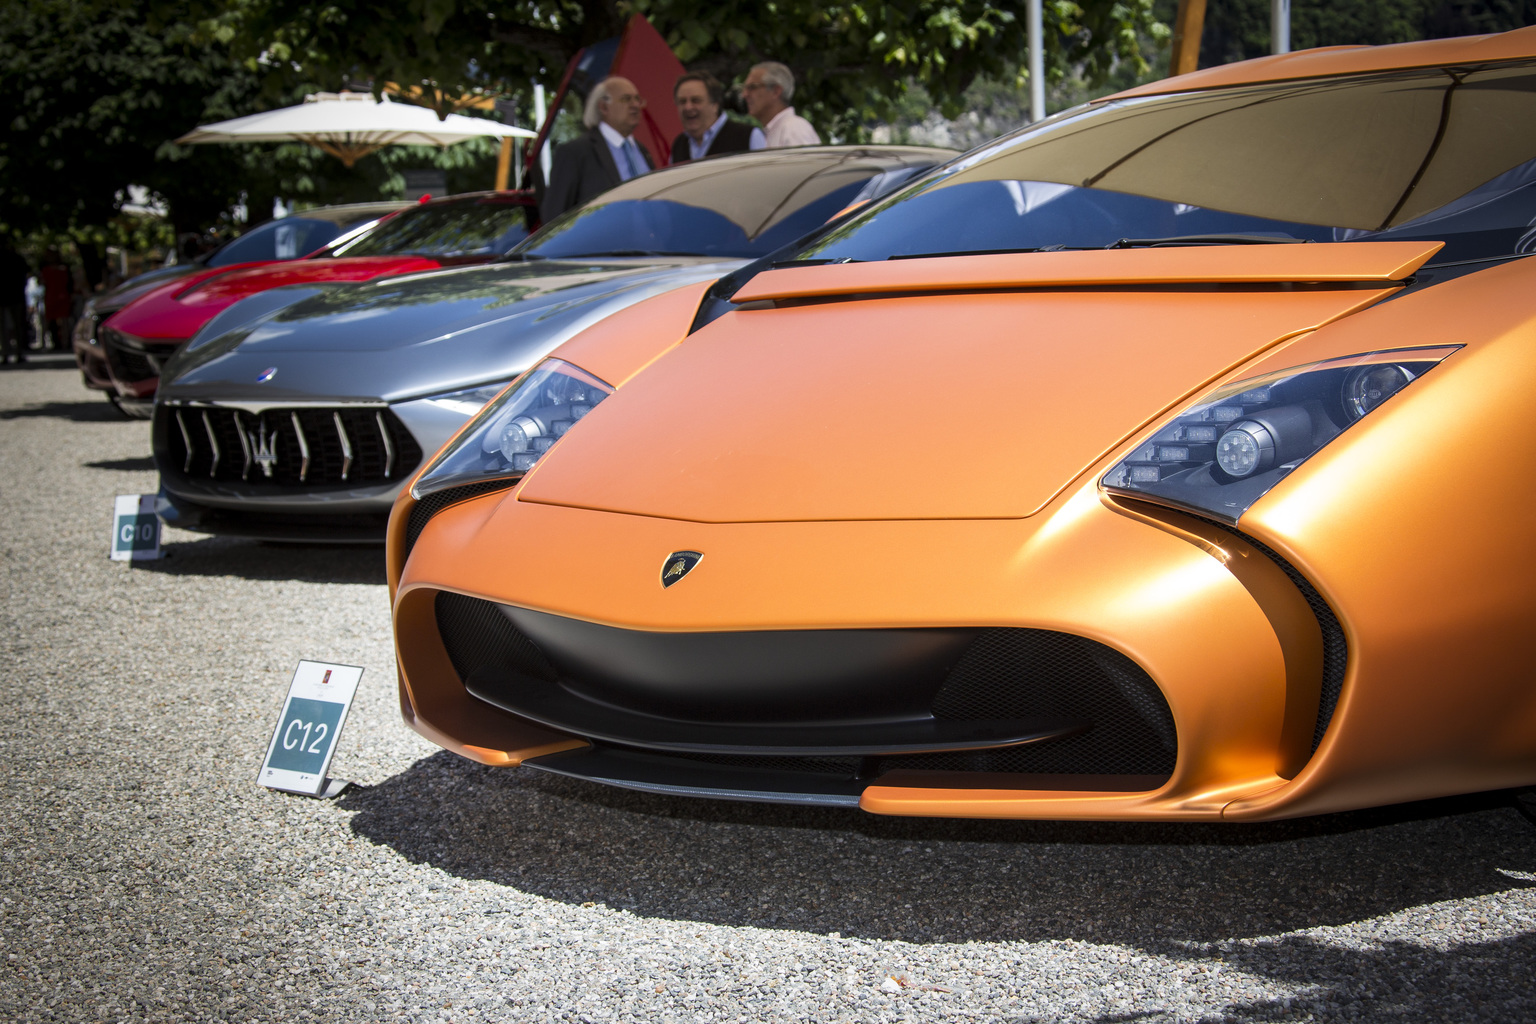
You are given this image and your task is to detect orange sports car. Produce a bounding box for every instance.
[388,30,1536,821]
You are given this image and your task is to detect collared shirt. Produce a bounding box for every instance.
[762,106,821,148]
[598,121,648,180]
[687,113,768,161]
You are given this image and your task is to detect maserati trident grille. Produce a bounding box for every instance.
[163,405,423,488]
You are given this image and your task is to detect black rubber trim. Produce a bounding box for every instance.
[523,745,865,806]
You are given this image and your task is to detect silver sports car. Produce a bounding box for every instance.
[152,146,953,541]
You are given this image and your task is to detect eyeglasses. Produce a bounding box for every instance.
[609,92,646,106]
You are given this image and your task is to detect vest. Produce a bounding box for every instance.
[671,120,758,164]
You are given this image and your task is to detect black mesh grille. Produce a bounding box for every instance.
[435,590,558,683]
[102,333,175,383]
[403,479,518,560]
[1193,516,1348,754]
[164,406,422,489]
[880,629,1176,777]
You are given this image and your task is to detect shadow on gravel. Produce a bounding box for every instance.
[0,398,125,423]
[131,535,386,584]
[342,750,1536,949]
[1133,932,1536,1023]
[85,456,156,471]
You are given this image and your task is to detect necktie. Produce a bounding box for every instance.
[620,139,641,179]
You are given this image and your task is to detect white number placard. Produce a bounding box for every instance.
[110,494,162,561]
[259,661,364,797]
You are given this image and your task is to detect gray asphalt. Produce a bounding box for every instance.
[3,357,1534,1023]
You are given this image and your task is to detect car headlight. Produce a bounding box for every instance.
[1102,345,1460,522]
[419,381,516,418]
[410,359,613,499]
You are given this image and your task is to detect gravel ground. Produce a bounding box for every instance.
[3,357,1535,1024]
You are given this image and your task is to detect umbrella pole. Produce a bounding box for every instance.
[496,137,513,191]
[1171,0,1207,76]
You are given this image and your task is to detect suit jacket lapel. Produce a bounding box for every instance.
[591,129,622,187]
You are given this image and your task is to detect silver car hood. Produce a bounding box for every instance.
[159,257,741,404]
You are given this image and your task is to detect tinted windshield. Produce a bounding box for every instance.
[329,201,532,257]
[518,157,941,260]
[208,217,350,266]
[799,61,1536,266]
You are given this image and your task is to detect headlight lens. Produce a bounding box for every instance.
[1102,345,1459,521]
[420,381,515,418]
[410,359,613,499]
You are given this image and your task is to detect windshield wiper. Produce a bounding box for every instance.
[888,247,1055,260]
[770,257,865,268]
[499,252,547,262]
[1107,234,1308,248]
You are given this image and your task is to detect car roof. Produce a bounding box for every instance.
[283,201,414,225]
[1111,25,1536,100]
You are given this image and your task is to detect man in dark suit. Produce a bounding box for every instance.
[670,72,765,164]
[541,76,655,222]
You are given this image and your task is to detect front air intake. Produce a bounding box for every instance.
[431,592,1178,790]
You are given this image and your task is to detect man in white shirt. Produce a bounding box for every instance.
[742,62,821,148]
[541,76,656,221]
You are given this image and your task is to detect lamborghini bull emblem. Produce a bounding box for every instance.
[661,550,703,588]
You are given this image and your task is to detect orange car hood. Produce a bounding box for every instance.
[518,243,1439,523]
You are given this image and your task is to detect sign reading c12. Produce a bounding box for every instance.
[260,661,364,797]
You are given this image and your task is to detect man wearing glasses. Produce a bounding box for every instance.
[741,62,821,148]
[542,76,656,221]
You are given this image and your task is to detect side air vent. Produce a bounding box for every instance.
[403,480,518,561]
[1193,516,1348,755]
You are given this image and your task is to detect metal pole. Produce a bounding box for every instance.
[534,84,551,181]
[1271,0,1291,54]
[1028,0,1045,122]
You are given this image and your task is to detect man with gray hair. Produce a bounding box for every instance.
[541,76,655,221]
[742,62,821,148]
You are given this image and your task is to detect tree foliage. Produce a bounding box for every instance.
[218,0,1168,137]
[1153,0,1536,67]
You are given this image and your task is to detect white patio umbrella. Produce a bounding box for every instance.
[176,91,536,168]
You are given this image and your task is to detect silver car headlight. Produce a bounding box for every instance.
[1102,345,1460,522]
[410,359,613,499]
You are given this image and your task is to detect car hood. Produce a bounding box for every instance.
[160,257,742,404]
[91,264,206,315]
[108,256,447,341]
[517,242,1441,522]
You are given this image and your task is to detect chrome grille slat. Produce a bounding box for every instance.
[176,411,194,473]
[376,411,395,480]
[201,411,220,477]
[333,412,353,481]
[291,412,310,483]
[234,414,253,481]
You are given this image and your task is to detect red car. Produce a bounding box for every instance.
[74,200,408,407]
[94,191,537,416]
